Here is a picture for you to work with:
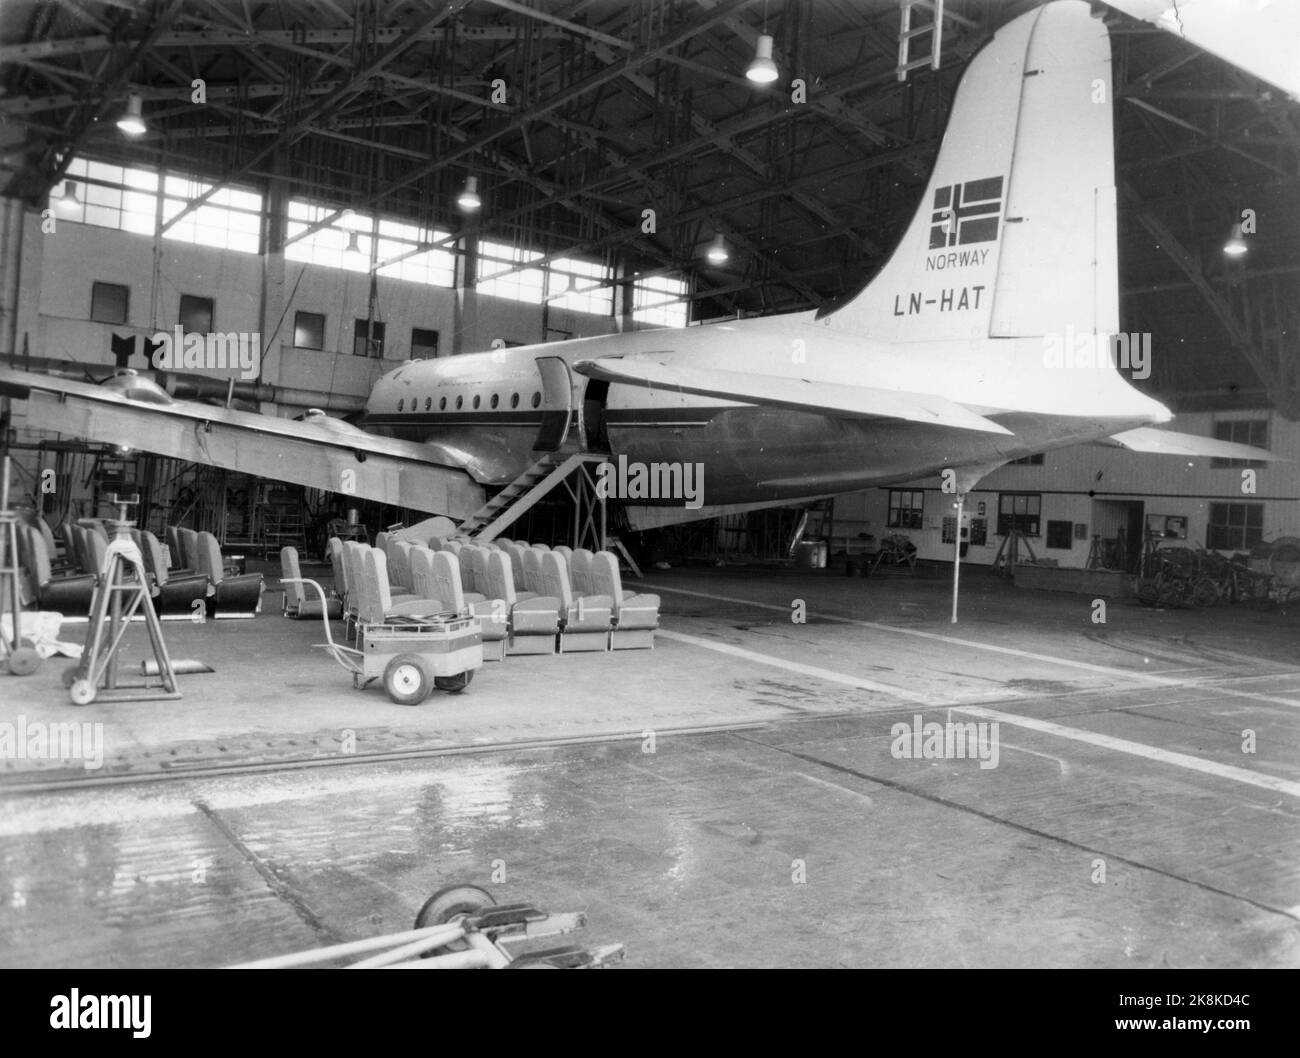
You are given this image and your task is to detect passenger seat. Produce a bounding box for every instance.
[589,551,659,649]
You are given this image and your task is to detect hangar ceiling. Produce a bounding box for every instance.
[1,0,1297,416]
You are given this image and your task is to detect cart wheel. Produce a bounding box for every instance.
[69,679,96,706]
[1192,577,1221,608]
[414,883,496,956]
[5,641,40,676]
[382,654,433,706]
[61,664,84,689]
[434,670,474,693]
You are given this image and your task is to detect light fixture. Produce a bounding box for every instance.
[1222,222,1248,256]
[457,175,481,212]
[747,33,779,84]
[116,94,146,136]
[56,180,81,214]
[345,230,362,258]
[705,234,729,265]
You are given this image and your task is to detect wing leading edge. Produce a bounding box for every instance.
[573,356,1013,435]
[1105,426,1287,462]
[0,368,485,517]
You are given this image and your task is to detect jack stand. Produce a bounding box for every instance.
[65,493,181,706]
[0,456,40,675]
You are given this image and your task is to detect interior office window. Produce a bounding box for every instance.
[294,311,325,350]
[1211,419,1268,469]
[887,489,925,530]
[1207,502,1263,551]
[997,492,1041,536]
[1046,520,1074,549]
[179,294,214,333]
[411,328,439,359]
[354,319,385,358]
[90,281,129,325]
[1009,453,1044,466]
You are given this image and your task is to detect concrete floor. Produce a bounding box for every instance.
[1,562,1298,967]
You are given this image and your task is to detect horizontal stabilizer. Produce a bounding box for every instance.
[574,357,1011,435]
[1106,427,1287,462]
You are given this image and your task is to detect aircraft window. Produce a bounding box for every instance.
[531,392,541,408]
[424,397,432,411]
[455,395,463,410]
[510,393,519,409]
[490,393,499,409]
[398,398,404,411]
[439,396,447,411]
[472,394,481,410]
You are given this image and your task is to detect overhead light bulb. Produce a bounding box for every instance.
[705,234,729,265]
[117,94,146,136]
[457,175,481,212]
[1222,222,1248,256]
[56,180,81,214]
[747,34,779,84]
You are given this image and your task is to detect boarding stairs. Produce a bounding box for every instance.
[459,449,609,544]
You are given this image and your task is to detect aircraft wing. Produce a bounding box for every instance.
[1106,426,1287,462]
[573,356,1013,435]
[0,368,485,517]
[1103,1,1300,100]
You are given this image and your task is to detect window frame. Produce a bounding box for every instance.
[293,310,326,351]
[887,489,925,530]
[90,281,129,325]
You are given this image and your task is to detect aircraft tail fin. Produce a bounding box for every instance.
[820,1,1117,345]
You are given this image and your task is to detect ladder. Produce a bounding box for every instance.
[460,451,609,543]
[897,0,945,82]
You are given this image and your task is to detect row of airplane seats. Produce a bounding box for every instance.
[16,520,262,619]
[316,534,657,658]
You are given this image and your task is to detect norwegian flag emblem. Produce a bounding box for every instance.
[929,176,1003,249]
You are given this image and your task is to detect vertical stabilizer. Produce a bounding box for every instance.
[819,1,1117,345]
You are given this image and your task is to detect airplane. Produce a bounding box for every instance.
[0,1,1280,622]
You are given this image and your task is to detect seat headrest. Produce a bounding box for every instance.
[540,550,571,606]
[280,546,305,606]
[196,532,224,581]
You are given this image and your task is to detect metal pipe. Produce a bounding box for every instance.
[227,923,464,969]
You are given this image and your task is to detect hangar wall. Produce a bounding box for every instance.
[834,412,1300,569]
[5,206,620,422]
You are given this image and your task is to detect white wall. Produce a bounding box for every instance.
[841,410,1300,567]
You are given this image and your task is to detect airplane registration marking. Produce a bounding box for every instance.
[893,285,986,315]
